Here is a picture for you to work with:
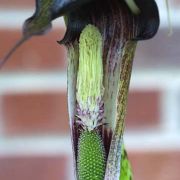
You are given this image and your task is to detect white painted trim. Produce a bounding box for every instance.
[130,69,180,90]
[1,70,180,94]
[0,9,65,29]
[125,130,180,152]
[0,72,67,94]
[0,132,180,157]
[0,99,4,136]
[0,136,72,157]
[161,87,180,133]
[0,5,180,29]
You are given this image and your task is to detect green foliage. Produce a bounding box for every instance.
[120,144,133,180]
[23,0,53,37]
[77,130,106,180]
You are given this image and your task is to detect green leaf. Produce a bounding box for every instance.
[120,144,133,180]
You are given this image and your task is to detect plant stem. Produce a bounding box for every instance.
[105,41,137,179]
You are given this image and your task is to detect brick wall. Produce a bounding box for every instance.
[0,1,180,180]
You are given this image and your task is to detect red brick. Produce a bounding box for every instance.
[173,0,180,6]
[0,156,68,180]
[2,90,160,135]
[0,0,34,8]
[126,90,160,129]
[0,29,67,71]
[2,93,69,135]
[129,151,180,180]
